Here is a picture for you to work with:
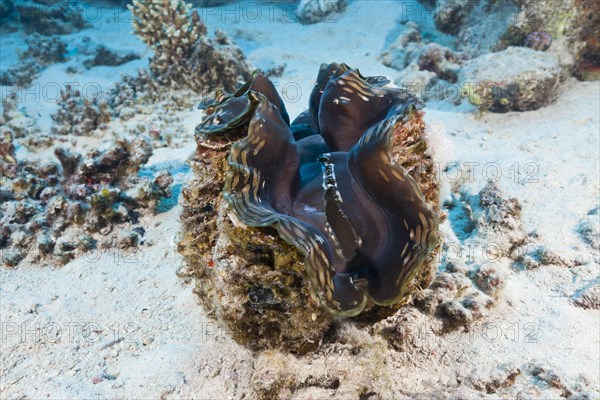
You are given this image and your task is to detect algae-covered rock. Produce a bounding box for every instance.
[460,47,561,112]
[571,0,600,81]
[511,0,599,81]
[420,0,598,81]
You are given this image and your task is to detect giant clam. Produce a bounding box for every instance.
[195,63,440,317]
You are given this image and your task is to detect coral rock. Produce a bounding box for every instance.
[51,87,110,136]
[433,0,475,35]
[417,43,464,83]
[296,0,347,25]
[460,47,562,112]
[379,23,425,71]
[571,282,600,310]
[129,0,250,93]
[83,45,140,69]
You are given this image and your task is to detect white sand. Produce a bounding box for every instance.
[1,1,599,398]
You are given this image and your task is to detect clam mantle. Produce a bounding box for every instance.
[196,63,440,317]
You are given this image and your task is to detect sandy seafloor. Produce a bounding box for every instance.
[1,1,599,398]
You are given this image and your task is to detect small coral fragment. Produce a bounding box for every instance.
[296,0,347,24]
[50,87,110,136]
[571,282,600,310]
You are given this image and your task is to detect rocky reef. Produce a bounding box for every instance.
[510,0,600,81]
[179,64,442,352]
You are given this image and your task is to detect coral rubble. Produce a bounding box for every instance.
[446,181,528,259]
[50,87,110,136]
[0,134,172,267]
[379,23,425,72]
[20,33,67,65]
[0,59,40,87]
[0,94,41,141]
[250,340,392,400]
[380,23,466,102]
[577,209,600,251]
[413,261,496,329]
[0,130,17,180]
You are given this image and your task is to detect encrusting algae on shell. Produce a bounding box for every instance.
[178,63,442,353]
